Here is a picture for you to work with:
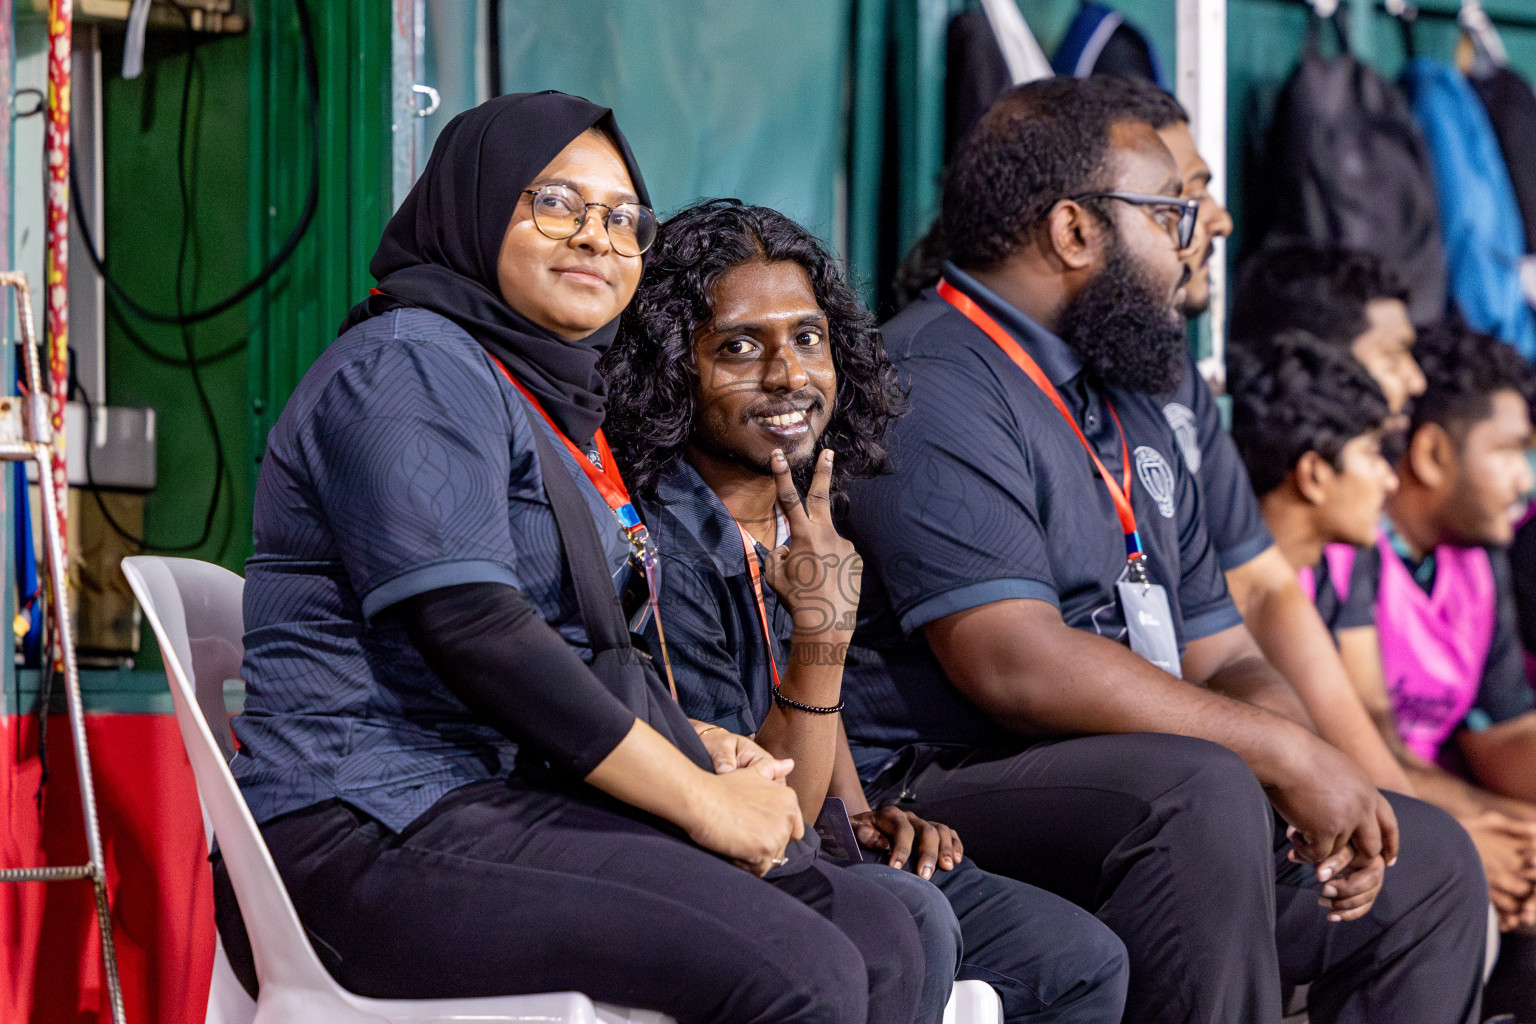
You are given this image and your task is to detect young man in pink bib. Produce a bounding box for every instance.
[1234,321,1536,1017]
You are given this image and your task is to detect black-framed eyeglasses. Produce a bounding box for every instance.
[521,184,658,257]
[1071,192,1200,250]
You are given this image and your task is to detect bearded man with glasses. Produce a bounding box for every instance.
[836,75,1489,1024]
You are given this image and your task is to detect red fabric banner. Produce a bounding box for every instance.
[1,712,215,1023]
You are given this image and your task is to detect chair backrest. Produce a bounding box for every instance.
[122,556,341,998]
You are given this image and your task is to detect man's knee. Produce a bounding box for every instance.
[779,860,926,1020]
[1385,793,1489,922]
[1055,915,1130,1007]
[845,861,963,980]
[752,909,872,1024]
[1118,734,1273,848]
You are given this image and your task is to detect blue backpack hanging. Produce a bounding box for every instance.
[1052,2,1169,89]
[1404,57,1536,361]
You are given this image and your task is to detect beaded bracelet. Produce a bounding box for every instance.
[772,686,845,715]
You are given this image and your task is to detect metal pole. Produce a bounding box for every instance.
[1176,0,1229,386]
[0,272,124,1024]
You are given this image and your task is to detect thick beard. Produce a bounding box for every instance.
[1057,239,1188,395]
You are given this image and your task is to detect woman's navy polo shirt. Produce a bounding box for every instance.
[840,265,1242,780]
[235,307,635,831]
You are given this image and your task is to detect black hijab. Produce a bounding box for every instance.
[340,91,650,443]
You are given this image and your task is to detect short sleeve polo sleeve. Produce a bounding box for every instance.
[293,336,525,621]
[848,352,1059,636]
[1335,545,1380,632]
[1181,366,1275,570]
[1169,450,1244,643]
[1471,549,1535,726]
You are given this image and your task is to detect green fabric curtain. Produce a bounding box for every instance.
[497,0,852,249]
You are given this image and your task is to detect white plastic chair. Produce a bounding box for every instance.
[124,555,1001,1024]
[122,555,674,1024]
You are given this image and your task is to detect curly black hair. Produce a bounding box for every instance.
[909,75,1186,298]
[944,76,1140,271]
[1230,242,1410,350]
[602,198,907,503]
[1228,329,1393,496]
[1095,73,1188,131]
[1411,319,1536,443]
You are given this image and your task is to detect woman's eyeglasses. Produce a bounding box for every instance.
[1071,192,1201,251]
[522,184,658,257]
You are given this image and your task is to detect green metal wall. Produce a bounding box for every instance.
[102,28,251,571]
[245,0,393,498]
[99,0,392,667]
[93,0,1536,641]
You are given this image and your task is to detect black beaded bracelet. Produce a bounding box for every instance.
[772,685,845,715]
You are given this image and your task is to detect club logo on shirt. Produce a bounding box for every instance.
[1134,445,1177,519]
[1162,403,1201,474]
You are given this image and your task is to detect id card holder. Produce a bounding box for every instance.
[814,797,862,861]
[1116,577,1182,678]
[620,557,651,631]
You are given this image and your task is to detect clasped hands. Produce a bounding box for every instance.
[691,721,966,881]
[1461,810,1536,932]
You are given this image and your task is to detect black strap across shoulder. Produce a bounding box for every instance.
[526,416,633,657]
[525,411,715,772]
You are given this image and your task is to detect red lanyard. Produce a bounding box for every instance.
[737,524,783,691]
[489,356,680,698]
[489,358,638,529]
[937,279,1145,567]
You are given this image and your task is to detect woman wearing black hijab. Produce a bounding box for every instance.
[214,92,927,1023]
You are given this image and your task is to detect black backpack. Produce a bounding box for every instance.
[1474,66,1536,257]
[1249,17,1447,325]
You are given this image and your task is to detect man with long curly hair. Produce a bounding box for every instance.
[602,199,1130,1024]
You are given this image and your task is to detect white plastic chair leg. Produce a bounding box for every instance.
[943,979,1003,1024]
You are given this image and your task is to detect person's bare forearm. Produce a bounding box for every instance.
[1461,726,1536,806]
[1229,551,1414,794]
[1401,759,1536,820]
[1359,706,1536,820]
[584,717,711,829]
[830,717,873,815]
[1202,654,1317,729]
[925,601,1311,786]
[752,633,851,821]
[928,600,1394,864]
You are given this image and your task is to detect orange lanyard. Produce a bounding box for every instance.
[489,356,679,698]
[737,524,783,691]
[937,279,1145,568]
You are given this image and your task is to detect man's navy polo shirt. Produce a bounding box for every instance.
[637,461,790,735]
[235,307,635,831]
[841,264,1242,780]
[1160,353,1275,571]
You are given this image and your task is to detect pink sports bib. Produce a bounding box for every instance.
[1373,532,1497,765]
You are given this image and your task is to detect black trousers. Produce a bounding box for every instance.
[868,733,1490,1024]
[212,779,926,1024]
[1485,928,1536,1022]
[901,854,1128,1022]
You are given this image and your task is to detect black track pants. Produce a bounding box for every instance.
[213,779,926,1024]
[867,732,1489,1024]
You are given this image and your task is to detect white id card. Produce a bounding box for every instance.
[1116,579,1182,678]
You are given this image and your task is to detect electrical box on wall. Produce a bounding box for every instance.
[21,403,156,666]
